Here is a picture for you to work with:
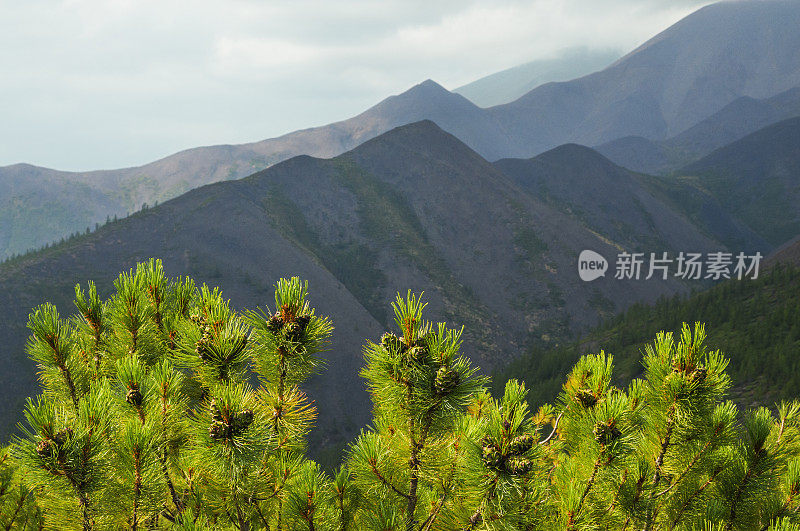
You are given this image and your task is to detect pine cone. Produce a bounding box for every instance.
[126,385,143,407]
[195,328,213,361]
[266,314,284,333]
[409,345,430,363]
[574,388,598,408]
[38,428,72,459]
[505,456,533,475]
[231,409,254,435]
[285,321,303,341]
[52,428,72,446]
[481,441,503,469]
[508,434,534,456]
[414,332,432,351]
[689,365,707,383]
[399,336,412,352]
[210,400,224,423]
[295,315,311,332]
[593,420,622,446]
[380,332,402,352]
[36,438,56,459]
[208,421,230,440]
[434,367,460,394]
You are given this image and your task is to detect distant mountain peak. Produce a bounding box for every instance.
[416,78,445,90]
[347,119,486,164]
[392,79,452,100]
[532,143,621,171]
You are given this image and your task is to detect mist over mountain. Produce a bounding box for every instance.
[490,0,800,153]
[454,47,622,107]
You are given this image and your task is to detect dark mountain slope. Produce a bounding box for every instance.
[593,136,678,177]
[667,88,800,158]
[681,116,800,247]
[494,144,765,253]
[0,121,725,448]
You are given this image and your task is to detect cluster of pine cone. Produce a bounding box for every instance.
[671,359,707,383]
[266,311,311,342]
[208,400,254,441]
[380,332,429,363]
[36,427,73,462]
[191,313,214,361]
[481,433,535,475]
[380,332,460,395]
[125,383,143,407]
[670,359,707,398]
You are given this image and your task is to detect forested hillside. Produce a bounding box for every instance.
[497,263,800,410]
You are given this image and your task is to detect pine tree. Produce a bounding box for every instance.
[6,259,800,529]
[347,292,486,529]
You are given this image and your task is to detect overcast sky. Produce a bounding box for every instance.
[0,0,716,171]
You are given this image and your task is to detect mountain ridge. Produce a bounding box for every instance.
[0,120,734,451]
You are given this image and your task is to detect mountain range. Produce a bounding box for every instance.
[3,0,800,261]
[0,121,741,451]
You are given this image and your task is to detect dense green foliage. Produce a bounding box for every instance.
[3,260,800,529]
[497,264,800,411]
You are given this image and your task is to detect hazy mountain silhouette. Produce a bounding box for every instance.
[494,143,765,254]
[597,86,800,174]
[454,47,621,107]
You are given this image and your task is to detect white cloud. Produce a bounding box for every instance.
[0,0,713,170]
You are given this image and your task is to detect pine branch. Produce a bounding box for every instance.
[367,458,409,500]
[420,436,462,531]
[567,453,602,530]
[644,403,676,531]
[3,488,27,531]
[160,453,182,516]
[669,466,722,530]
[132,447,142,531]
[419,491,447,531]
[655,427,719,498]
[726,449,763,531]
